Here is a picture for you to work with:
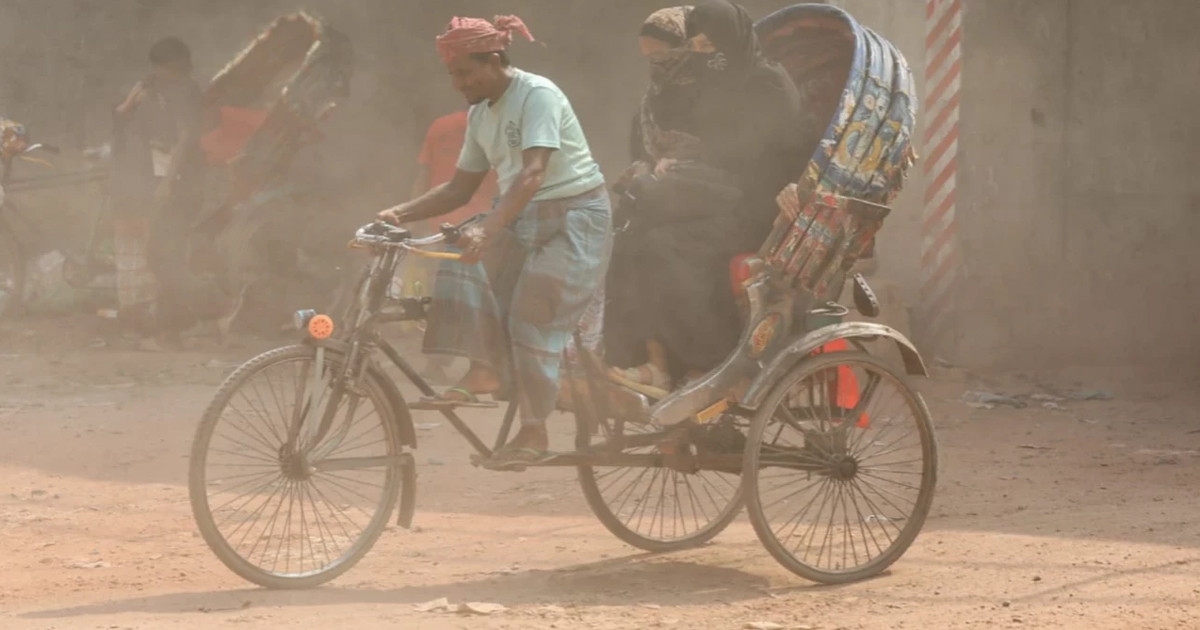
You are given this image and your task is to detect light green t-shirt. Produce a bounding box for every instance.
[457,69,605,201]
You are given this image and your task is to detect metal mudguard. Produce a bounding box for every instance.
[738,321,927,411]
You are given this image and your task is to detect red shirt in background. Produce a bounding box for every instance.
[418,111,498,230]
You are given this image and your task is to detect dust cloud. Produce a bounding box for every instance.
[5,1,1196,367]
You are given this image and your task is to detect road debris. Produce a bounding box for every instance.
[413,597,453,613]
[962,390,1025,409]
[460,602,508,615]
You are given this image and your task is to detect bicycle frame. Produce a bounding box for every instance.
[290,221,749,474]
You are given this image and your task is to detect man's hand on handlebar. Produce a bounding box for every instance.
[377,204,408,226]
[456,222,492,265]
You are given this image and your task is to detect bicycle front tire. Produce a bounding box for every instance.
[189,344,407,589]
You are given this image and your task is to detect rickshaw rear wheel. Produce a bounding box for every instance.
[577,416,746,552]
[743,351,937,583]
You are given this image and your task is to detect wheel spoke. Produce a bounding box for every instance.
[194,350,399,584]
[582,416,743,548]
[748,354,934,580]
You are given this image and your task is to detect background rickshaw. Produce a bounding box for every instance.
[188,3,936,589]
[191,11,353,334]
[0,116,110,317]
[0,13,354,327]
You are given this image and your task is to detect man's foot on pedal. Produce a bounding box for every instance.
[480,445,557,471]
[442,386,488,403]
[449,363,501,398]
[481,425,552,471]
[412,387,498,410]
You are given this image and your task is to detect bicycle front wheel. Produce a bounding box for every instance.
[189,344,407,589]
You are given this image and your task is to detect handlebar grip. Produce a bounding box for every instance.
[386,226,412,243]
[364,221,390,236]
[439,214,485,243]
[439,222,461,243]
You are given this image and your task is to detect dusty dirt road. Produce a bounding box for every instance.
[1,315,1198,630]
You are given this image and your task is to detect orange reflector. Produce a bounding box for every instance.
[730,257,753,296]
[307,314,334,340]
[811,340,869,428]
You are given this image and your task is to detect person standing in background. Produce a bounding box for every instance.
[110,36,206,351]
[407,110,499,383]
[413,111,499,232]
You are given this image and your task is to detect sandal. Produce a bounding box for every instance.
[481,445,558,471]
[414,386,498,410]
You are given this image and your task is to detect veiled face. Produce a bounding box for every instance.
[639,35,673,61]
[640,35,694,85]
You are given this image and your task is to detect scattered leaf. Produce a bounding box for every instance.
[70,560,110,569]
[459,602,507,615]
[413,597,452,613]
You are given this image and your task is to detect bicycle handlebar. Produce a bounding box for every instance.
[350,214,484,258]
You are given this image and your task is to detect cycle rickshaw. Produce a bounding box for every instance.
[2,12,352,324]
[188,4,937,589]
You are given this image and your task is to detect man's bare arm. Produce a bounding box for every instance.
[483,147,551,231]
[380,168,486,225]
[410,163,432,199]
[457,147,552,264]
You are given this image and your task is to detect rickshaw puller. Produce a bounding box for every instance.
[378,15,611,470]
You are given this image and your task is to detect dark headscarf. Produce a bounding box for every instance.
[636,0,801,183]
[640,6,690,47]
[684,0,767,80]
[637,6,703,161]
[639,7,694,88]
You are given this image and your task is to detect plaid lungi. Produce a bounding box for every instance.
[423,185,612,425]
[114,216,156,313]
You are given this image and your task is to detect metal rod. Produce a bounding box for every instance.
[493,401,518,451]
[313,455,397,472]
[376,337,492,457]
[516,451,747,472]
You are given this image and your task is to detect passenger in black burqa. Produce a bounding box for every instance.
[604,0,809,392]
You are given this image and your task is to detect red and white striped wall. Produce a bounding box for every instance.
[921,0,963,345]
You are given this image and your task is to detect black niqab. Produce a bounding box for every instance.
[685,0,765,75]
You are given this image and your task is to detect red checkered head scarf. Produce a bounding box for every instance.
[435,15,535,63]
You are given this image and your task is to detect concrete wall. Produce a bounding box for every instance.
[956,0,1200,366]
